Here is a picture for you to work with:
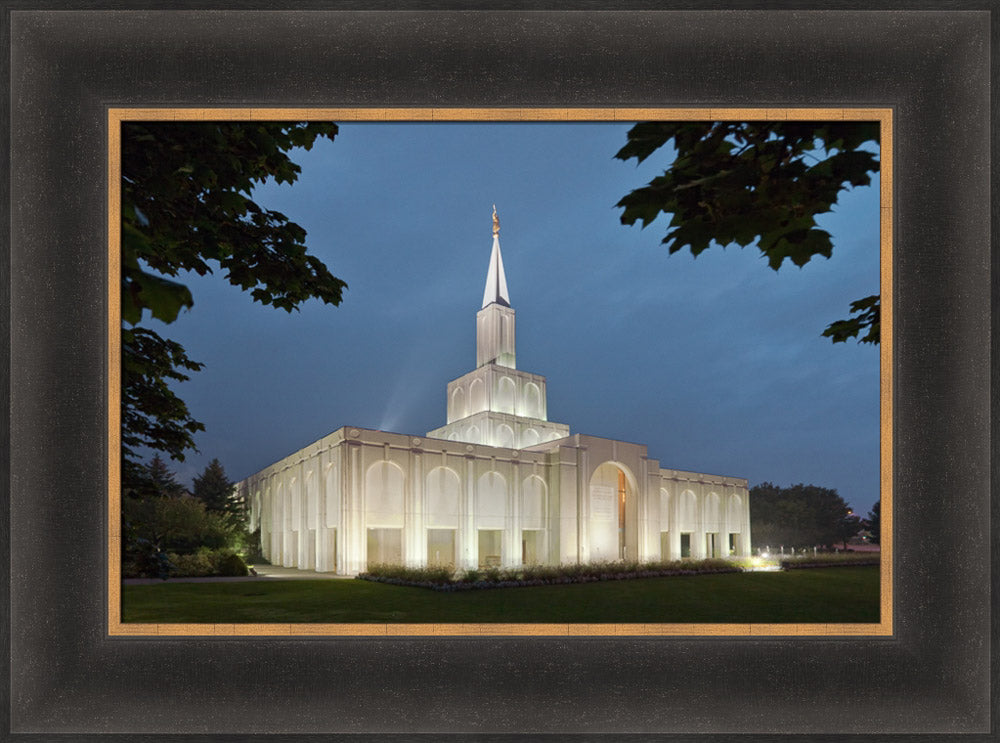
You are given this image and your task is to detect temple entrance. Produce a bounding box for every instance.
[589,462,637,562]
[618,469,627,559]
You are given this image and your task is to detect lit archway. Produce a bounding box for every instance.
[588,462,638,562]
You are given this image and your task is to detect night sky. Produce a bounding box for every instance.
[148,122,881,517]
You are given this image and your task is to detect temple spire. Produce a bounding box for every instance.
[482,206,510,309]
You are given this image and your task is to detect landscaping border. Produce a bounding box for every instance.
[358,560,744,592]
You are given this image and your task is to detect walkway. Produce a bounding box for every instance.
[123,564,350,585]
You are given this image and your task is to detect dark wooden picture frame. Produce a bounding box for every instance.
[5,5,994,739]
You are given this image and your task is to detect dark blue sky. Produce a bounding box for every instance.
[152,122,881,516]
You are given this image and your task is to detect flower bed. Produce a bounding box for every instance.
[358,559,742,591]
[779,553,880,570]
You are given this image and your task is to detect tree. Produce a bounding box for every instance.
[126,453,187,500]
[121,455,238,578]
[192,458,238,519]
[615,121,881,344]
[122,492,237,578]
[836,511,863,550]
[865,500,881,545]
[121,122,345,489]
[123,493,232,554]
[121,327,204,491]
[749,482,856,550]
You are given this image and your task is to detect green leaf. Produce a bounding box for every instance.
[130,269,194,324]
[615,120,880,344]
[822,295,880,344]
[119,121,343,472]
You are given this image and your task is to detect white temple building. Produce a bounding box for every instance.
[237,208,751,575]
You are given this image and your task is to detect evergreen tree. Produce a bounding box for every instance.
[192,458,238,518]
[129,453,186,499]
[866,500,881,545]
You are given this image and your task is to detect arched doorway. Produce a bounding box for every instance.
[588,462,637,562]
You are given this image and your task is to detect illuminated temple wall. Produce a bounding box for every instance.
[235,210,751,575]
[237,427,751,575]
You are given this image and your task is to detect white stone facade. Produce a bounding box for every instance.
[237,211,751,574]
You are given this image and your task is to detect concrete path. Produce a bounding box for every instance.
[123,564,350,585]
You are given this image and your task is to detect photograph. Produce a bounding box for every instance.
[7,5,993,738]
[115,112,886,632]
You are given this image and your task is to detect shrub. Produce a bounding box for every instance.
[359,558,744,591]
[167,551,213,577]
[214,549,250,577]
[238,527,268,564]
[163,548,249,578]
[780,553,879,570]
[362,563,454,584]
[122,494,241,556]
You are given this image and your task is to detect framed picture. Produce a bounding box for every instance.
[110,106,889,638]
[6,5,993,739]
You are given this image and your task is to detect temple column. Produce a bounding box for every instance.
[668,483,681,560]
[692,483,707,559]
[459,456,477,570]
[508,459,520,566]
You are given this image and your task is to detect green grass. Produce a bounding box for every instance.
[122,566,879,624]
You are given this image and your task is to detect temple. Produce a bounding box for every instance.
[237,208,751,574]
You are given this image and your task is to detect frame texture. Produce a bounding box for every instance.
[5,5,995,739]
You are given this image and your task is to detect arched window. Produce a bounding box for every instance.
[524,383,541,418]
[521,475,546,529]
[451,386,467,420]
[324,462,340,528]
[289,476,301,532]
[727,493,744,528]
[469,378,486,413]
[476,471,507,529]
[365,461,405,527]
[678,490,698,531]
[425,466,461,528]
[305,471,318,530]
[704,492,721,531]
[497,376,515,414]
[496,423,514,448]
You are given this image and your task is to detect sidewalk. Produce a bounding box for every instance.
[123,564,351,585]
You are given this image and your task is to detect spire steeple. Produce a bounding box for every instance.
[477,206,516,368]
[427,207,570,446]
[482,206,510,309]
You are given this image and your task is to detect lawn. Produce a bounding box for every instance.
[121,566,879,624]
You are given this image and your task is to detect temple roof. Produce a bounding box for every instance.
[481,207,511,308]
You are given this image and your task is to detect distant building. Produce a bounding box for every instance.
[237,209,751,574]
